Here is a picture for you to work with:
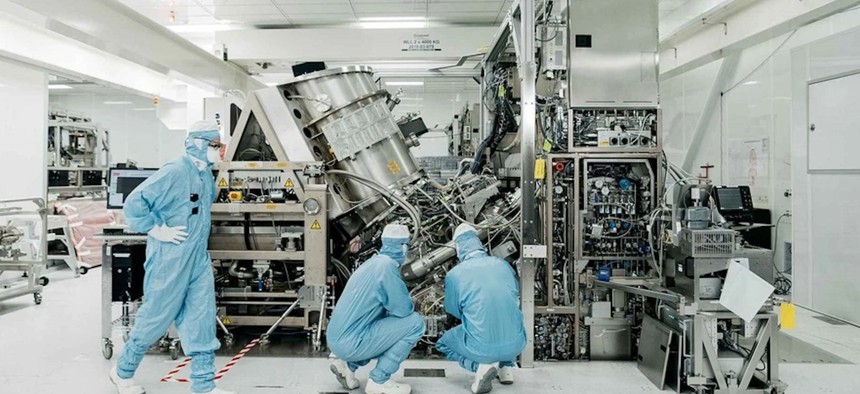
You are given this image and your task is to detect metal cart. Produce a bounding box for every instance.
[96,233,181,360]
[0,198,50,305]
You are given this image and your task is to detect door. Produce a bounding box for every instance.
[808,72,860,171]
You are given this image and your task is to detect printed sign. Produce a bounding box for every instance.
[402,33,442,52]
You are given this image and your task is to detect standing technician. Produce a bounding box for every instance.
[109,121,235,394]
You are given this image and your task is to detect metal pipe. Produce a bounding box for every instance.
[401,227,490,280]
[313,288,327,351]
[263,298,301,338]
[327,170,422,241]
[594,280,682,304]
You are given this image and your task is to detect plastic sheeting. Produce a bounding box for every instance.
[53,199,116,266]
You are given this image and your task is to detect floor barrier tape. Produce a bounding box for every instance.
[160,338,261,383]
[160,357,192,383]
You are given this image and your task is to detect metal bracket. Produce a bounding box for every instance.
[303,163,324,177]
[522,245,547,258]
[298,285,327,308]
[491,241,518,260]
[574,259,590,274]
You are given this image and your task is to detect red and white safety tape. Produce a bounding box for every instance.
[160,357,192,383]
[160,338,261,384]
[213,338,261,380]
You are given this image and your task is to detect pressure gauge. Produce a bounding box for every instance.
[303,198,321,215]
[595,180,605,188]
[601,186,610,196]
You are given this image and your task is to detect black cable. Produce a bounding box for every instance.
[772,213,792,295]
[243,213,253,250]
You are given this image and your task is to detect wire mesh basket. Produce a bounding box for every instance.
[679,228,736,257]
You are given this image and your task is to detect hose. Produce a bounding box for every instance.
[243,213,253,250]
[326,170,422,242]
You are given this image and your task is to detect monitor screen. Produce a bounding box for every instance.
[716,187,745,211]
[107,168,158,209]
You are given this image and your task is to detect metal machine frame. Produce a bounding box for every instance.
[211,97,331,336]
[47,118,110,194]
[0,198,49,305]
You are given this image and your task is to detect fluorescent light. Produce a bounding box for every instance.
[132,107,156,111]
[103,101,133,105]
[742,80,760,86]
[360,21,427,29]
[386,81,424,86]
[48,84,73,90]
[360,17,426,22]
[265,82,282,87]
[166,24,243,33]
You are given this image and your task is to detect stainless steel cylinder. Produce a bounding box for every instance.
[280,66,422,237]
[401,227,490,280]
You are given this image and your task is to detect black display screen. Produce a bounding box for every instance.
[716,188,744,210]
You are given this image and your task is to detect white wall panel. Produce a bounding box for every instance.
[0,60,47,200]
[791,22,860,320]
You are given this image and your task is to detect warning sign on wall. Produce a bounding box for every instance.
[310,220,322,230]
[217,178,228,188]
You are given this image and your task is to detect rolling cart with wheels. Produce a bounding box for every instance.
[96,234,180,360]
[0,198,49,305]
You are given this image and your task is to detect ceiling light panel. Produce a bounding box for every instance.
[288,14,355,24]
[355,3,427,14]
[211,4,280,16]
[429,12,499,23]
[279,3,354,13]
[428,2,504,13]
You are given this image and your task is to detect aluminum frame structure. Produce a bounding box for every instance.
[47,119,110,194]
[480,0,543,367]
[0,198,49,305]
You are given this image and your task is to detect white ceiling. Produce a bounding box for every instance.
[107,0,690,95]
[117,0,514,27]
[659,0,691,18]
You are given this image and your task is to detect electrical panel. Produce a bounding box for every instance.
[541,24,568,71]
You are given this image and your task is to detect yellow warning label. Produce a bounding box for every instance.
[285,179,295,188]
[780,303,797,330]
[387,161,401,175]
[543,139,553,152]
[246,162,259,168]
[217,178,228,188]
[222,316,231,325]
[310,220,322,230]
[534,159,546,180]
[265,204,277,210]
[276,162,288,168]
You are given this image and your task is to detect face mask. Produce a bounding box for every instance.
[206,147,222,163]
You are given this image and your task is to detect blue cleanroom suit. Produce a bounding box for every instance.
[116,127,221,393]
[435,230,527,372]
[327,232,426,384]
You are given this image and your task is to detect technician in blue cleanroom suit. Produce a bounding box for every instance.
[327,224,425,394]
[436,223,527,394]
[109,121,235,394]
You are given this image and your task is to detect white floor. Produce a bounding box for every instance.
[1,268,860,394]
